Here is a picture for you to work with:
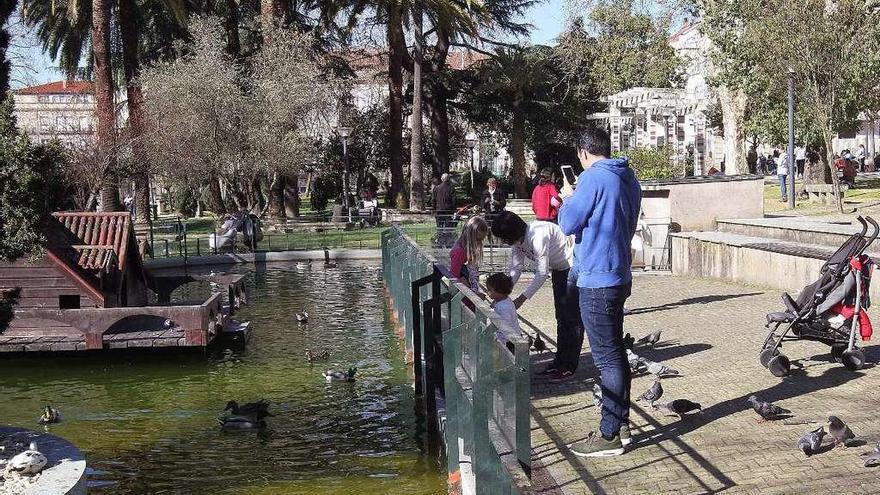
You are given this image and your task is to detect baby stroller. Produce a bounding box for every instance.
[761,216,878,377]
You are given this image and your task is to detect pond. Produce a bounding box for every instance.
[0,261,446,494]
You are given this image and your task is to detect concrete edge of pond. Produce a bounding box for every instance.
[144,248,382,269]
[0,426,87,495]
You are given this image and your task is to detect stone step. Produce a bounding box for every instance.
[505,199,533,216]
[716,217,870,248]
[671,230,880,301]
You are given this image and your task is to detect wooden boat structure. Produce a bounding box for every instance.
[0,212,249,353]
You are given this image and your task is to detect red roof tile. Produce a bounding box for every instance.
[49,212,133,273]
[15,81,94,96]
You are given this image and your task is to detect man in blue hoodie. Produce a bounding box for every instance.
[559,126,641,457]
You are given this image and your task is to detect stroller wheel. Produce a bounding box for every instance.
[768,354,791,377]
[759,348,779,368]
[841,349,866,371]
[831,344,847,363]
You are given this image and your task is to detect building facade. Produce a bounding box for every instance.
[12,80,97,147]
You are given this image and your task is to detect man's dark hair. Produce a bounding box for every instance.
[577,126,611,158]
[486,273,513,296]
[490,211,528,245]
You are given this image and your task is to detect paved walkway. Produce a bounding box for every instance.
[518,273,880,494]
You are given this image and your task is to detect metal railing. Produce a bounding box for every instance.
[382,225,532,495]
[142,219,450,259]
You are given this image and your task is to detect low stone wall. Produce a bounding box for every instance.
[717,217,863,247]
[670,233,880,303]
[642,175,765,231]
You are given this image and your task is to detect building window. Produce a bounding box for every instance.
[59,294,81,309]
[37,95,49,103]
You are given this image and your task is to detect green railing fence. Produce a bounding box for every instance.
[382,225,532,494]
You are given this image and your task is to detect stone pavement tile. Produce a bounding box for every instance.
[518,273,880,494]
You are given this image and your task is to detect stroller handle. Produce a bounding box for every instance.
[865,216,879,250]
[856,216,868,237]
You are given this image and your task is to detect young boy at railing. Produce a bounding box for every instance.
[449,216,489,296]
[486,273,522,352]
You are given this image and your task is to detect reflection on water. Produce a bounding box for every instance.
[0,261,445,494]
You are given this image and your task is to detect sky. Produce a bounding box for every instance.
[7,0,570,89]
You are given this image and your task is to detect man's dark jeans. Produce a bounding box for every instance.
[579,283,632,438]
[550,268,583,372]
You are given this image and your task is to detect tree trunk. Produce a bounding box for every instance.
[224,0,241,57]
[427,30,451,177]
[208,176,227,214]
[428,86,451,177]
[387,5,406,209]
[118,0,151,224]
[717,85,748,174]
[268,173,285,218]
[823,129,844,212]
[511,102,528,198]
[409,5,424,211]
[92,0,122,212]
[261,0,285,32]
[231,180,248,210]
[289,176,300,218]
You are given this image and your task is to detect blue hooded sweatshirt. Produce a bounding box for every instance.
[558,157,641,288]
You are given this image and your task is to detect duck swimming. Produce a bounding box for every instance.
[224,399,273,420]
[295,311,310,324]
[38,405,61,425]
[305,349,331,363]
[323,367,357,382]
[218,415,266,430]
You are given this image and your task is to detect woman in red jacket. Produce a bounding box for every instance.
[532,168,563,222]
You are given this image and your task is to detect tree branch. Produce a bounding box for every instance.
[449,42,495,57]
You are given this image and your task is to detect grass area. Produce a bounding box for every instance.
[763,174,880,215]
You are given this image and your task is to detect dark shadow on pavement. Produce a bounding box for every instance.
[530,343,713,401]
[628,292,764,316]
[650,365,865,440]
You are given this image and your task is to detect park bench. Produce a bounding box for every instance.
[804,183,849,205]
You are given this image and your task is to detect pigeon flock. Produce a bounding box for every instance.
[584,329,879,469]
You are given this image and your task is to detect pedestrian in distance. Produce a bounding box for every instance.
[775,149,789,202]
[481,177,507,217]
[432,173,456,229]
[531,168,563,223]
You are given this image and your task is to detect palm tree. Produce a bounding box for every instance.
[462,46,558,197]
[89,0,123,211]
[23,0,188,215]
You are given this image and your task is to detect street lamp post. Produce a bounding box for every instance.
[336,126,353,223]
[465,134,478,191]
[787,69,796,209]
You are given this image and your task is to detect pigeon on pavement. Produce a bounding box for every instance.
[532,334,547,354]
[626,349,644,373]
[623,332,635,350]
[636,329,662,347]
[864,451,880,467]
[827,416,856,447]
[645,359,682,378]
[860,441,880,466]
[797,426,826,456]
[748,395,792,421]
[636,379,663,407]
[656,399,702,419]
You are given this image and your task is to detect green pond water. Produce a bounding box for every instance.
[0,261,446,494]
